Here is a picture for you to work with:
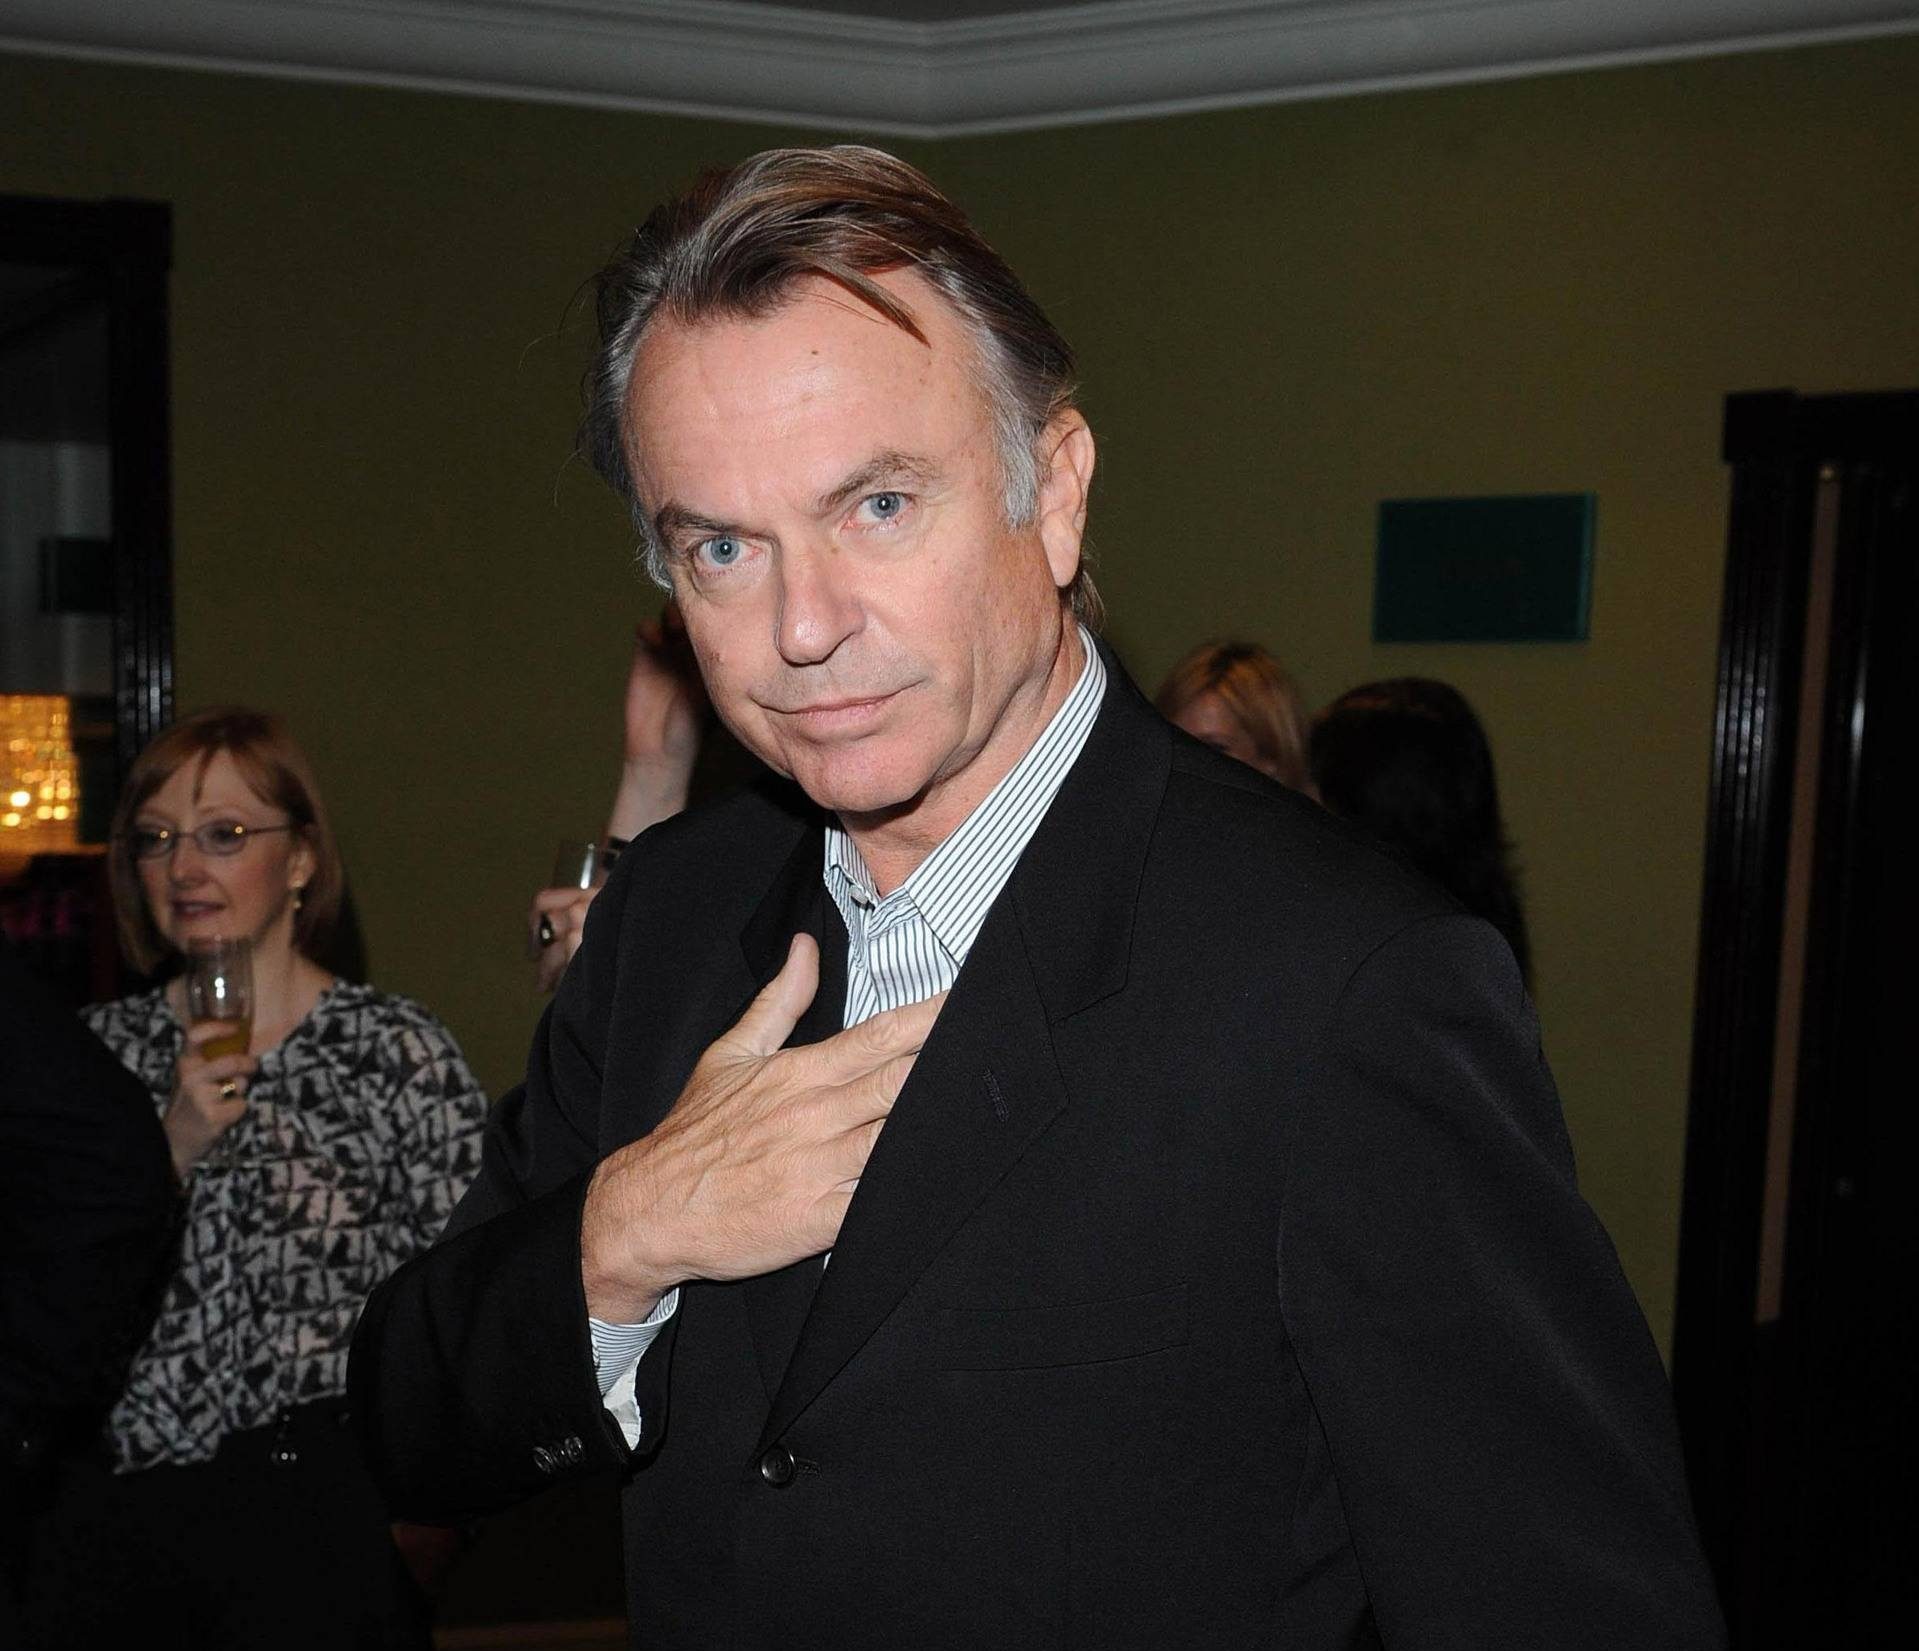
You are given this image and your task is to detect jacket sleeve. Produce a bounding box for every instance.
[1276,913,1726,1649]
[348,858,679,1522]
[0,947,178,1425]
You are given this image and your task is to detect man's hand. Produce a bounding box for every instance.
[580,933,943,1323]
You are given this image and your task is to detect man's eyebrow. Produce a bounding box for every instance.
[814,451,942,517]
[650,452,942,547]
[652,503,737,547]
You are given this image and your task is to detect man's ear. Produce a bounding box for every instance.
[1036,411,1097,592]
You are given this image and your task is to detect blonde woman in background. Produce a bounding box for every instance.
[1155,639,1317,797]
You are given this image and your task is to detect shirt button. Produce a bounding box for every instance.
[758,1445,796,1488]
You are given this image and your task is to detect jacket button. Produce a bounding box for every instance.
[758,1445,796,1487]
[559,1434,584,1465]
[532,1443,559,1474]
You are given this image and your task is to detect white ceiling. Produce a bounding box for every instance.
[760,2,1129,17]
[2,1,1915,137]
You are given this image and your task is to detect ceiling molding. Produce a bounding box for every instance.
[3,0,1916,137]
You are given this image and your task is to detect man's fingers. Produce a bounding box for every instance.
[723,934,820,1058]
[798,1056,913,1185]
[837,1050,918,1119]
[807,1187,856,1244]
[815,1115,886,1185]
[825,990,947,1071]
[782,990,944,1087]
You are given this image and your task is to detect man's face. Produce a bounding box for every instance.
[625,269,1091,849]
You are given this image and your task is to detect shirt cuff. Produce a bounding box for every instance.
[589,1290,680,1447]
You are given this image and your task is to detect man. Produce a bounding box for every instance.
[351,147,1723,1648]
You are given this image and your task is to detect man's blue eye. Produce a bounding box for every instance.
[701,536,743,567]
[868,492,904,519]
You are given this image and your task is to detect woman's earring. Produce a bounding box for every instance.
[292,884,305,913]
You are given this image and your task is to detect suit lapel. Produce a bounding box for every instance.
[737,820,849,1403]
[755,645,1175,1448]
[1008,649,1171,1024]
[759,896,1067,1449]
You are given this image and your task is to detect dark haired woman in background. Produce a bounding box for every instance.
[1310,678,1532,986]
[28,707,486,1649]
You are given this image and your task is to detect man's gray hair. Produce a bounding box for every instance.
[579,145,1100,625]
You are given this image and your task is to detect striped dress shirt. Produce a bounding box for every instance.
[592,628,1105,1433]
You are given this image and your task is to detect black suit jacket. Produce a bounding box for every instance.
[351,658,1724,1649]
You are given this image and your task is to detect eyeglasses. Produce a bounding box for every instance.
[125,821,297,861]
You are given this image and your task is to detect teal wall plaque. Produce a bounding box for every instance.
[1374,493,1594,642]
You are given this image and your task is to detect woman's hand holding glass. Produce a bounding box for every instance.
[163,1022,259,1178]
[527,607,708,993]
[529,882,598,993]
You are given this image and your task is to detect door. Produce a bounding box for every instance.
[1675,389,1916,1648]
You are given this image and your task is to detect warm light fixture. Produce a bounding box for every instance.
[0,696,84,860]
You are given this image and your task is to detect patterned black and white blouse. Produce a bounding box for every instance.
[82,982,488,1473]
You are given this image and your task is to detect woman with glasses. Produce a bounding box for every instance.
[27,707,487,1649]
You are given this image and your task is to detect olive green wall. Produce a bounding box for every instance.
[5,40,1916,1351]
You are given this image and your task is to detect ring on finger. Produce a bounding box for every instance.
[537,914,557,947]
[219,1079,239,1100]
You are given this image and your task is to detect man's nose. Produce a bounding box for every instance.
[774,541,862,667]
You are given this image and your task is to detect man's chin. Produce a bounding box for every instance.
[784,753,929,823]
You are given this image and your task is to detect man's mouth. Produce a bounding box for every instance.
[773,689,901,730]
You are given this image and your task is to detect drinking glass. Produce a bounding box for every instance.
[185,937,253,1058]
[551,839,599,892]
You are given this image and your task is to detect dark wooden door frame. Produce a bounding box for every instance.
[1674,387,1919,1626]
[1673,392,1813,1589]
[0,192,174,773]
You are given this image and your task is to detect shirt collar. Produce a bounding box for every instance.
[824,626,1106,967]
